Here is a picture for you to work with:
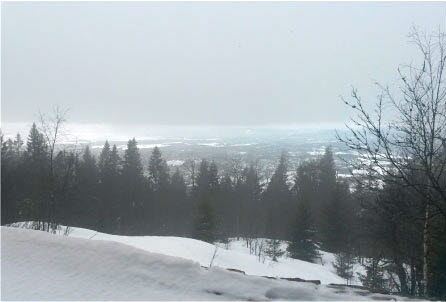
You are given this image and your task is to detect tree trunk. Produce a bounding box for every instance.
[422,204,430,296]
[410,258,416,296]
[395,261,408,295]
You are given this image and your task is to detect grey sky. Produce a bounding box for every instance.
[2,2,446,125]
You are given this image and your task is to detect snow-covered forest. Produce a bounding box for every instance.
[2,2,446,300]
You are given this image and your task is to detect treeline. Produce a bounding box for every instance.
[1,123,353,248]
[2,121,445,298]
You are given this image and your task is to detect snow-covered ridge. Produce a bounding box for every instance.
[1,227,411,301]
[8,223,366,285]
[52,225,344,284]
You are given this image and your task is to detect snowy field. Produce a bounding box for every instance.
[2,227,411,301]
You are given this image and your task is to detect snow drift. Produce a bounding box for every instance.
[2,227,405,301]
[62,226,344,284]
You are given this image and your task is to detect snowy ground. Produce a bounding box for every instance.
[59,226,344,284]
[2,227,410,301]
[6,223,364,284]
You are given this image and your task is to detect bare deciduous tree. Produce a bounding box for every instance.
[338,27,446,295]
[38,106,69,232]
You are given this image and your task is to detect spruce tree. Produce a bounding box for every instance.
[318,146,337,191]
[122,138,143,179]
[217,173,235,238]
[2,133,26,224]
[287,200,320,262]
[193,160,218,243]
[320,181,354,252]
[97,141,122,232]
[121,138,144,232]
[23,123,49,228]
[359,257,388,293]
[265,239,285,262]
[263,151,291,239]
[193,197,217,243]
[148,146,170,192]
[76,146,99,228]
[333,252,354,284]
[170,168,190,235]
[98,140,111,181]
[148,147,171,233]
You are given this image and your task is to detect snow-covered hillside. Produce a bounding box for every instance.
[60,226,343,284]
[2,227,408,300]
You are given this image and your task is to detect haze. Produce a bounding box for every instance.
[2,2,446,126]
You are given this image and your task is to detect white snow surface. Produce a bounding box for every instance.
[63,226,343,284]
[2,227,409,301]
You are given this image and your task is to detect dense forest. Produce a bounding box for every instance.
[1,121,445,298]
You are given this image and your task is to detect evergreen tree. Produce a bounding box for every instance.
[237,165,262,238]
[208,161,219,193]
[287,200,320,262]
[263,151,292,239]
[359,257,388,293]
[265,239,285,262]
[22,123,49,228]
[320,181,354,253]
[122,138,143,178]
[97,141,122,232]
[110,144,121,175]
[2,134,26,224]
[192,160,218,242]
[333,252,355,284]
[121,138,144,233]
[217,173,235,238]
[193,197,217,243]
[318,147,337,192]
[316,147,337,240]
[76,146,99,228]
[147,147,171,233]
[98,140,111,180]
[148,146,170,192]
[169,168,190,235]
[25,123,48,163]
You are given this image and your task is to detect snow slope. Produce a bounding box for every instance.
[1,227,407,301]
[61,226,344,284]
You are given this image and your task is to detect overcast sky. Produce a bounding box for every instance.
[2,2,446,126]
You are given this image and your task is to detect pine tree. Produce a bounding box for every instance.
[237,164,262,238]
[287,200,320,262]
[193,160,218,243]
[193,197,217,243]
[169,168,190,234]
[121,138,144,232]
[263,151,291,239]
[97,141,122,232]
[22,123,49,228]
[14,133,23,155]
[98,140,111,181]
[148,147,171,233]
[122,138,143,179]
[265,239,285,262]
[76,146,99,228]
[110,144,121,173]
[333,252,354,284]
[218,173,235,238]
[315,147,338,240]
[320,181,354,253]
[319,146,337,191]
[2,133,26,224]
[25,123,48,164]
[148,146,170,192]
[359,257,388,293]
